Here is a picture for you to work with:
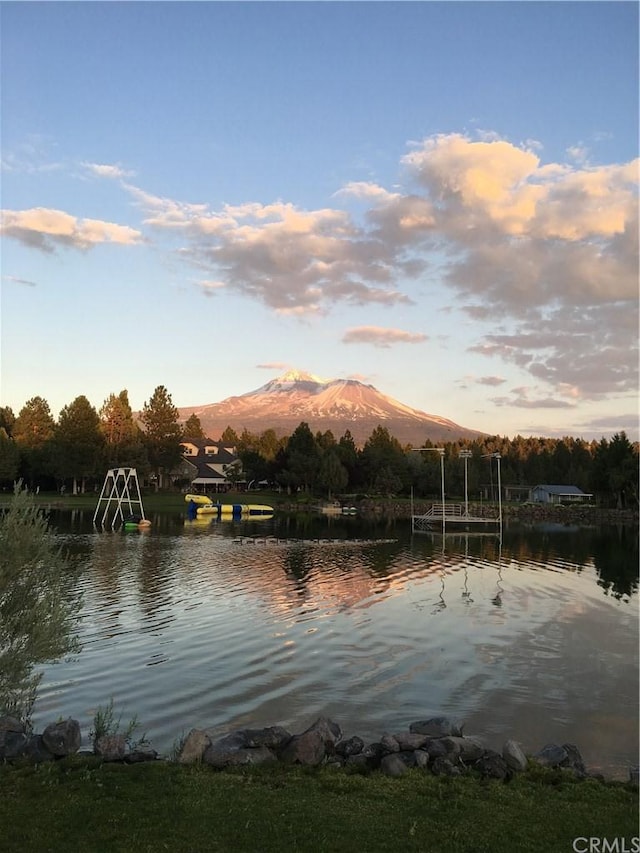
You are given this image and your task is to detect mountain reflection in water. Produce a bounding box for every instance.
[34,512,638,780]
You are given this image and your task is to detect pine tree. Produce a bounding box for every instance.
[12,397,56,488]
[51,396,104,494]
[182,414,206,441]
[140,386,183,489]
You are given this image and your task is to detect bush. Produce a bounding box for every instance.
[0,483,82,723]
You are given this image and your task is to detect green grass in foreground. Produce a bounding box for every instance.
[0,759,637,853]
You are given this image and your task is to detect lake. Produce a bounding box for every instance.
[31,510,638,779]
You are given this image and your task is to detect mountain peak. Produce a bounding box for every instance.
[276,369,326,384]
[180,370,485,446]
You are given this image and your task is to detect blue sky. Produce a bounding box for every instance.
[1,2,638,440]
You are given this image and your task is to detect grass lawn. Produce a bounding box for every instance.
[0,490,292,514]
[0,759,637,853]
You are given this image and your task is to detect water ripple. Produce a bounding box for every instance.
[30,519,639,779]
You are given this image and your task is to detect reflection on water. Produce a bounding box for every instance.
[35,511,638,779]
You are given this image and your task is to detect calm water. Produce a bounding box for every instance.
[32,510,638,779]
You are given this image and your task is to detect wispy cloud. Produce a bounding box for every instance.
[490,386,575,409]
[477,375,507,387]
[197,279,226,297]
[342,326,428,347]
[2,274,37,287]
[1,135,62,174]
[83,162,135,179]
[256,362,289,370]
[0,207,144,251]
[579,413,639,437]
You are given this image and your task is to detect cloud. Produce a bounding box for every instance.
[342,326,427,347]
[477,376,507,387]
[3,274,37,287]
[0,207,144,251]
[468,300,638,399]
[490,387,575,409]
[20,129,630,408]
[83,162,134,179]
[197,279,226,297]
[579,414,639,439]
[256,362,289,370]
[1,135,62,174]
[125,185,414,313]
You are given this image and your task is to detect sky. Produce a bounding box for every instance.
[1,1,638,441]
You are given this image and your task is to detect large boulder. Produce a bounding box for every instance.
[205,745,276,769]
[0,716,25,734]
[243,726,292,751]
[475,750,508,780]
[380,753,407,777]
[430,756,460,777]
[426,739,449,761]
[532,743,568,768]
[125,745,159,764]
[94,734,127,761]
[441,736,485,762]
[203,731,251,768]
[561,743,586,776]
[279,730,325,766]
[22,734,56,763]
[392,732,430,751]
[0,729,28,760]
[42,719,81,757]
[413,750,429,769]
[177,729,212,764]
[380,733,400,753]
[503,739,528,772]
[335,736,364,758]
[301,717,342,751]
[409,717,463,738]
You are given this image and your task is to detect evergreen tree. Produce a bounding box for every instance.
[276,422,321,493]
[0,406,15,437]
[360,426,409,493]
[51,396,104,493]
[315,430,336,451]
[99,390,144,468]
[182,414,206,441]
[140,386,183,489]
[0,431,20,484]
[13,397,56,488]
[13,397,55,448]
[592,432,638,509]
[100,391,137,445]
[317,449,348,498]
[220,425,239,446]
[336,430,359,488]
[258,429,281,460]
[238,449,271,488]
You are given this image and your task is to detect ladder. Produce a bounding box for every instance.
[93,468,146,529]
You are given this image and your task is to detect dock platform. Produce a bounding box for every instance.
[412,503,501,534]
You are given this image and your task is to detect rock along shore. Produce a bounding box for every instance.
[2,714,637,787]
[280,500,637,525]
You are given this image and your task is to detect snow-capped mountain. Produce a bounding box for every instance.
[179,370,484,446]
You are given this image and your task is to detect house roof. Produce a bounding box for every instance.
[533,485,592,496]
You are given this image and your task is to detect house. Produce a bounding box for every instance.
[180,439,245,493]
[530,484,593,505]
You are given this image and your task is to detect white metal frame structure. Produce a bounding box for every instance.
[93,467,146,529]
[411,450,502,538]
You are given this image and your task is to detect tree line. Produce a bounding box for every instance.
[0,386,637,509]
